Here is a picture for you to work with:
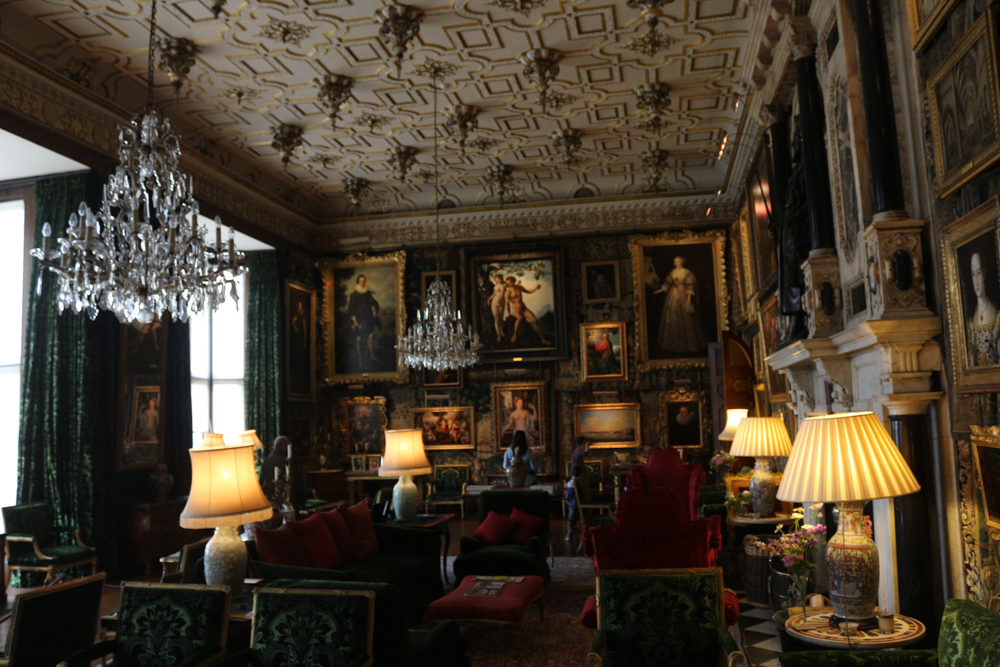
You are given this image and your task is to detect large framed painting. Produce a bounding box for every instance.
[286,280,316,400]
[493,382,548,454]
[581,260,620,304]
[412,406,476,451]
[581,321,627,382]
[421,270,456,310]
[339,396,387,455]
[973,425,1000,532]
[747,145,777,291]
[469,248,566,363]
[906,0,960,53]
[758,294,790,403]
[121,384,163,470]
[319,251,406,385]
[659,387,709,450]
[629,229,727,369]
[927,13,1000,198]
[941,197,1000,392]
[117,318,167,471]
[574,403,640,450]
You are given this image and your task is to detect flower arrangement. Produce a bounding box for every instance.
[725,490,752,515]
[752,506,827,618]
[710,450,737,476]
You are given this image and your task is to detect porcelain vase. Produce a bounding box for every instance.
[506,455,529,488]
[828,501,879,625]
[749,458,777,517]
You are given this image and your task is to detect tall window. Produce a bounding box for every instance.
[0,198,26,528]
[190,274,246,445]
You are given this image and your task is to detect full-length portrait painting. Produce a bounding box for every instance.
[319,252,406,385]
[286,281,315,400]
[493,382,548,454]
[469,249,565,363]
[412,407,476,451]
[629,230,727,369]
[928,13,1000,198]
[942,197,1000,391]
[747,146,777,290]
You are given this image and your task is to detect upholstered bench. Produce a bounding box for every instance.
[428,575,545,625]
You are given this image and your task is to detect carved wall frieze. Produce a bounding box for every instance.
[863,218,932,319]
[801,249,844,338]
[959,438,984,605]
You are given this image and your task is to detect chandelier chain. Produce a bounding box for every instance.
[147,0,157,111]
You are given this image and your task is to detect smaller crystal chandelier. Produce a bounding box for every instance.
[389,146,419,181]
[375,4,424,79]
[635,82,671,135]
[314,74,355,128]
[640,148,671,192]
[518,48,562,114]
[157,37,198,99]
[271,124,304,169]
[344,176,372,205]
[485,163,519,204]
[445,104,480,152]
[627,0,674,28]
[30,0,245,324]
[550,128,582,166]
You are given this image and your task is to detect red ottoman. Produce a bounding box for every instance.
[429,575,545,624]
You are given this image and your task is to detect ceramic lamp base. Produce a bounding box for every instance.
[393,474,418,521]
[828,501,879,625]
[204,524,246,597]
[749,458,777,517]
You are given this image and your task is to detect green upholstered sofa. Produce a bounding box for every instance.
[778,599,1000,667]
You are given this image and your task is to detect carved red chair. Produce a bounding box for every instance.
[624,447,705,521]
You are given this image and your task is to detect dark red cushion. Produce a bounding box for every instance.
[320,509,358,564]
[428,575,545,623]
[472,511,517,546]
[509,507,544,545]
[340,501,379,559]
[255,523,309,567]
[581,594,598,628]
[287,513,341,569]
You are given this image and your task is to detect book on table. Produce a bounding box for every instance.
[465,575,525,597]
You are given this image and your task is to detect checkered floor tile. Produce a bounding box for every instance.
[736,594,783,667]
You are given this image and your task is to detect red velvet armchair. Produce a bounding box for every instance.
[624,447,705,521]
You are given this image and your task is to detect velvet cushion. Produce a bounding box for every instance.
[341,501,380,559]
[287,513,341,569]
[472,511,517,546]
[509,507,544,545]
[319,509,358,564]
[254,524,309,567]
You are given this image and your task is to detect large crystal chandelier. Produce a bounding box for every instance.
[397,62,481,371]
[30,0,245,324]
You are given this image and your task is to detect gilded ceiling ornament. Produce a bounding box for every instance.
[60,57,98,88]
[484,163,523,204]
[344,176,372,205]
[640,148,670,192]
[271,123,304,169]
[356,113,392,133]
[445,104,480,152]
[518,48,562,114]
[223,86,260,107]
[540,90,577,112]
[635,82,671,135]
[314,74,355,128]
[367,194,395,215]
[636,116,667,135]
[260,18,311,46]
[468,137,499,152]
[309,154,340,169]
[550,128,583,167]
[210,0,225,19]
[625,29,676,56]
[375,4,425,79]
[626,0,674,29]
[388,146,419,181]
[487,0,548,16]
[157,37,198,96]
[414,168,435,184]
[412,59,458,82]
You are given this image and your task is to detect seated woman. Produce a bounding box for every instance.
[502,431,538,487]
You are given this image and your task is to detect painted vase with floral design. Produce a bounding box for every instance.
[749,458,777,517]
[506,454,529,488]
[827,501,879,626]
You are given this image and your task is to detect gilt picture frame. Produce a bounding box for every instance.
[580,321,627,382]
[411,406,476,451]
[339,396,388,456]
[906,0,960,53]
[286,280,316,400]
[659,387,710,450]
[493,382,548,454]
[581,261,620,304]
[972,425,1000,532]
[574,402,641,450]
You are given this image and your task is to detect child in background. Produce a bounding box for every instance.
[565,463,587,541]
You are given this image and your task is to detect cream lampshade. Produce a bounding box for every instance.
[239,429,264,451]
[728,417,792,517]
[718,408,749,441]
[180,434,273,596]
[378,428,432,521]
[777,411,920,627]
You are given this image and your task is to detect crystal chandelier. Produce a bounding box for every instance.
[398,63,481,371]
[30,0,246,325]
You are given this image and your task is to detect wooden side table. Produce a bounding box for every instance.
[386,513,455,585]
[784,608,926,649]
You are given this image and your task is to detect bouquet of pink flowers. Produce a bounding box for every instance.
[752,507,827,617]
[709,450,736,476]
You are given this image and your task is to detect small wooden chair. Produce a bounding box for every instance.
[572,483,615,555]
[2,502,97,587]
[423,464,469,519]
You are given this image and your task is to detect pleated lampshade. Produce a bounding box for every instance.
[718,409,749,441]
[729,417,792,458]
[378,429,432,477]
[180,437,273,529]
[777,411,921,503]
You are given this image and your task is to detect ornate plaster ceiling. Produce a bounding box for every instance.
[1,0,755,225]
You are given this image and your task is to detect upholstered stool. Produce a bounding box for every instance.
[429,575,544,625]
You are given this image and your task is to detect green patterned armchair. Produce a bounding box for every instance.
[588,568,744,667]
[778,599,1000,667]
[423,465,469,519]
[59,582,232,667]
[217,588,375,667]
[2,502,98,586]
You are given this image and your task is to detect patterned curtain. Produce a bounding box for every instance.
[16,172,120,581]
[245,251,283,454]
[163,319,193,495]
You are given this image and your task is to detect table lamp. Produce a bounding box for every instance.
[718,408,748,441]
[777,411,920,628]
[728,416,792,517]
[239,429,263,451]
[180,433,273,596]
[378,428,432,521]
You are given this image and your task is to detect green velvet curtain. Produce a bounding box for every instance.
[16,173,120,581]
[245,251,283,454]
[163,319,193,495]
